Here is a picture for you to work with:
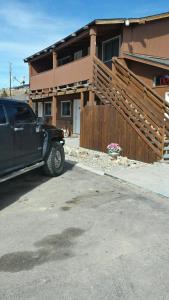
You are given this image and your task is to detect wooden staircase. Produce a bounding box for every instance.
[92,56,169,162]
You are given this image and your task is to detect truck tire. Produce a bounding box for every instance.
[43,142,65,176]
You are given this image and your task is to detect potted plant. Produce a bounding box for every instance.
[107,143,122,159]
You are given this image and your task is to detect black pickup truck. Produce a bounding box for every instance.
[0,99,65,183]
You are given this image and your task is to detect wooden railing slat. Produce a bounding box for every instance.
[93,56,166,158]
[95,78,163,145]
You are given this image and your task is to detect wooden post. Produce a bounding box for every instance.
[52,95,57,126]
[89,90,95,106]
[90,27,97,57]
[53,51,58,69]
[89,27,97,106]
[80,92,84,110]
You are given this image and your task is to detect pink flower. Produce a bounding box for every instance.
[107,143,122,153]
[107,143,120,149]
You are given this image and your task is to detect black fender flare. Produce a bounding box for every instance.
[42,131,64,159]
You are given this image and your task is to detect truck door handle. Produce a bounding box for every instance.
[14,127,24,132]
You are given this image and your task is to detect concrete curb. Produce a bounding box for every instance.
[66,159,104,176]
[66,159,169,198]
[76,163,105,176]
[104,172,169,199]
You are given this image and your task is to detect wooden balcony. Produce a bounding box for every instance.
[30,55,92,91]
[30,69,54,90]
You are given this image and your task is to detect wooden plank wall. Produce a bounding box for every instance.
[80,105,160,163]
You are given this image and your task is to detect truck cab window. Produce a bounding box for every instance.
[14,105,36,123]
[0,105,6,124]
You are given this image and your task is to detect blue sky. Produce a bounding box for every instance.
[0,0,168,88]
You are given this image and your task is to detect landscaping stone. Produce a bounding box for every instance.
[65,143,147,174]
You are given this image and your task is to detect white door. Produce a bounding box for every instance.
[73,100,81,134]
[38,102,43,117]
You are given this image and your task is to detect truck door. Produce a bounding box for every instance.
[0,104,14,175]
[9,103,43,167]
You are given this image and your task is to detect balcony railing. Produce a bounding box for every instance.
[30,55,92,90]
[30,69,54,90]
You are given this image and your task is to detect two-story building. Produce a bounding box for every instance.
[24,12,169,163]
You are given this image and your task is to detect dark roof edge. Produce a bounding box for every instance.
[123,52,169,69]
[24,11,169,63]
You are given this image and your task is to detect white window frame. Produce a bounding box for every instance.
[44,101,52,117]
[102,35,121,64]
[61,100,71,117]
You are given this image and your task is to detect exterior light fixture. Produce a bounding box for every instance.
[125,19,130,26]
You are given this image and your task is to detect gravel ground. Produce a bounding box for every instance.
[64,143,148,174]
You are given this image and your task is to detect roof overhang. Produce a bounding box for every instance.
[24,11,169,63]
[123,52,169,71]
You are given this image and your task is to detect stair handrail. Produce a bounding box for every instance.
[92,55,167,158]
[113,57,165,108]
[113,57,169,140]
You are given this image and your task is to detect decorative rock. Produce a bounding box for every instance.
[94,154,100,158]
[65,145,147,173]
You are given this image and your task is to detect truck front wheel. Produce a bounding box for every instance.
[43,142,65,176]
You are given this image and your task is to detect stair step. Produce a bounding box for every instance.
[164,139,169,144]
[164,146,169,151]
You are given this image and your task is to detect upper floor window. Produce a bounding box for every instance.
[102,36,120,67]
[58,56,72,66]
[74,50,83,60]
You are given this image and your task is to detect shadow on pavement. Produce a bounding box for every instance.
[0,161,76,211]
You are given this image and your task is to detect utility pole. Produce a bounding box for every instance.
[9,63,12,97]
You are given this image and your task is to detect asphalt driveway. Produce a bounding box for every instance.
[0,162,169,300]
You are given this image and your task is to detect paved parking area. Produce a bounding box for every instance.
[0,162,169,299]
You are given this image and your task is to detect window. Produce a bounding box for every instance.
[74,50,83,60]
[102,36,120,66]
[61,101,71,117]
[154,75,169,86]
[58,56,72,66]
[10,104,35,123]
[44,102,52,116]
[0,105,6,124]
